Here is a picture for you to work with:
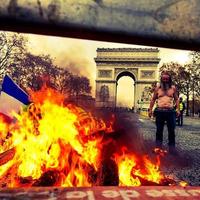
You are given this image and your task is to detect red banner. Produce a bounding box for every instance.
[0,186,200,199]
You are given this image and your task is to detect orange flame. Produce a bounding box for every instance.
[114,147,164,186]
[0,86,182,187]
[179,181,188,187]
[0,86,113,187]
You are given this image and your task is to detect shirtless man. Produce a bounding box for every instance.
[148,71,180,153]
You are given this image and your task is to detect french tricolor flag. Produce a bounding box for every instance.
[0,75,30,121]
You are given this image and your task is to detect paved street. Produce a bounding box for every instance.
[113,112,200,186]
[138,114,200,186]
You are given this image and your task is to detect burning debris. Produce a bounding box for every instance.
[0,86,183,187]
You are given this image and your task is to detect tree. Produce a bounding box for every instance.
[159,62,199,116]
[50,67,72,94]
[0,32,27,81]
[144,81,158,101]
[190,51,200,97]
[10,53,55,91]
[141,86,154,102]
[0,32,92,99]
[160,63,188,114]
[79,77,91,95]
[69,75,91,97]
[159,62,185,92]
[9,51,92,99]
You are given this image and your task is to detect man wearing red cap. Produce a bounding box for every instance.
[148,71,180,154]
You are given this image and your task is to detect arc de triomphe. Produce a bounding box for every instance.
[95,48,160,110]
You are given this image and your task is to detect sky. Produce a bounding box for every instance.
[26,33,191,107]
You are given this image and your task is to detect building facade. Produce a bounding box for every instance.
[95,48,160,110]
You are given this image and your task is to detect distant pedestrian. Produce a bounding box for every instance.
[178,97,185,126]
[148,71,180,154]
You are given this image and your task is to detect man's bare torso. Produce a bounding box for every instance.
[156,85,176,108]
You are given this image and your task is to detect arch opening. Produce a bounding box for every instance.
[116,71,136,109]
[116,71,136,82]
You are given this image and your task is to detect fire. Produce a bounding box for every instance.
[0,86,111,187]
[179,181,188,187]
[0,86,183,187]
[114,147,164,186]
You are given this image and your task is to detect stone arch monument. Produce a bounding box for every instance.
[95,48,160,110]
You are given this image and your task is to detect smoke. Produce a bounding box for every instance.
[26,33,190,101]
[26,33,143,98]
[27,34,96,95]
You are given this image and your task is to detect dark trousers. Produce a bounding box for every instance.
[154,109,176,147]
[178,111,184,126]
